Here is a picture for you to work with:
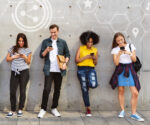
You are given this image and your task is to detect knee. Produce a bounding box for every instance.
[132,91,138,98]
[118,89,124,95]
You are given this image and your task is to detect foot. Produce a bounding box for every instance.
[86,108,92,117]
[51,108,61,117]
[118,110,125,118]
[17,110,23,117]
[38,109,46,118]
[6,111,16,118]
[130,114,144,122]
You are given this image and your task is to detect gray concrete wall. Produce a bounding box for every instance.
[0,0,150,111]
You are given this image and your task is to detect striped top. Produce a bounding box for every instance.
[8,47,32,74]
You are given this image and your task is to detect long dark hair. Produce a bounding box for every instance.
[13,33,28,54]
[112,32,127,49]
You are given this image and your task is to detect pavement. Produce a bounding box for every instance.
[0,111,149,125]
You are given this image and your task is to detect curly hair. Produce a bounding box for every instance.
[13,33,28,54]
[80,31,100,45]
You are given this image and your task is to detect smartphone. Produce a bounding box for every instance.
[120,47,125,51]
[19,53,23,56]
[90,53,94,56]
[49,45,52,47]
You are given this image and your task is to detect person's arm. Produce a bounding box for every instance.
[39,41,53,58]
[42,47,53,57]
[6,53,20,62]
[75,48,92,63]
[92,51,98,65]
[20,53,32,65]
[113,50,124,66]
[124,50,136,62]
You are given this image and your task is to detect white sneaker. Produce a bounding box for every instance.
[6,111,16,118]
[38,109,46,118]
[51,108,61,117]
[118,110,125,118]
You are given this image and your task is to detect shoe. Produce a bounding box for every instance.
[130,114,144,122]
[17,110,23,117]
[118,110,125,118]
[38,109,46,118]
[86,108,92,117]
[6,111,16,118]
[51,108,61,117]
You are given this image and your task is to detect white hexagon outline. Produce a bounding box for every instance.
[110,14,130,32]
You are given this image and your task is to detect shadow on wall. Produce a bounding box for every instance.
[0,57,12,111]
[25,43,45,111]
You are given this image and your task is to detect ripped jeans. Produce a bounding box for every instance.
[77,66,95,107]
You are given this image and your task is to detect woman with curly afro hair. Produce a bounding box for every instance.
[75,31,100,116]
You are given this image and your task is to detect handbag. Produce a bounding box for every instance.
[57,55,67,70]
[87,69,98,88]
[129,44,142,72]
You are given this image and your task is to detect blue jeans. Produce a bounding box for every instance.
[77,66,95,107]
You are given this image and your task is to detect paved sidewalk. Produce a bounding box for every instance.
[0,111,149,125]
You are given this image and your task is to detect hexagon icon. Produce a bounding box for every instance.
[127,6,144,22]
[111,14,129,32]
[142,15,150,31]
[142,33,150,70]
[95,0,128,24]
[127,22,144,42]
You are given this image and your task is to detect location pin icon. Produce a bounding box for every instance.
[132,27,139,38]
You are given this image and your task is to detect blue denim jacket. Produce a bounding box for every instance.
[40,37,70,76]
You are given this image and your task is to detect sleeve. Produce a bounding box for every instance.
[111,48,118,55]
[131,44,136,52]
[39,40,47,58]
[8,47,13,54]
[26,48,32,56]
[64,41,70,59]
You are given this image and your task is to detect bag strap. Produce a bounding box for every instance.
[129,44,132,52]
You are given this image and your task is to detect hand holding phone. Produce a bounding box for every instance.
[120,47,125,51]
[90,53,94,56]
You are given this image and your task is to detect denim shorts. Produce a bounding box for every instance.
[118,68,135,86]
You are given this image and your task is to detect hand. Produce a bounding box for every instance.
[46,47,53,52]
[118,50,125,56]
[20,54,27,59]
[12,54,20,59]
[62,63,67,70]
[91,55,96,60]
[84,55,93,59]
[124,50,132,55]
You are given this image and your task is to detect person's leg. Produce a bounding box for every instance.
[77,69,90,108]
[41,72,53,111]
[10,71,19,112]
[18,69,29,111]
[129,86,144,121]
[51,73,62,109]
[130,86,138,114]
[118,86,125,111]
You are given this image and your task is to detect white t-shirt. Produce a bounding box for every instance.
[49,39,61,72]
[111,44,136,64]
